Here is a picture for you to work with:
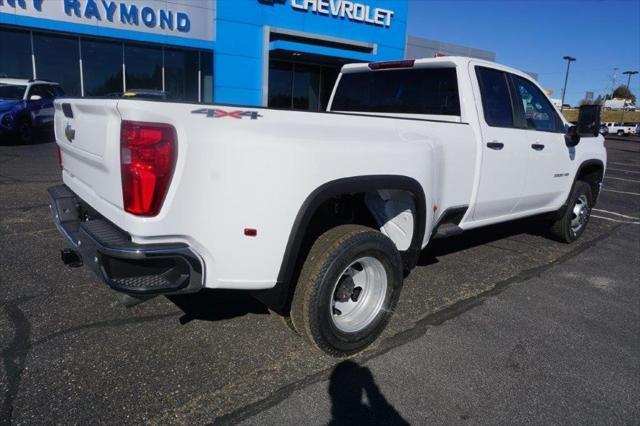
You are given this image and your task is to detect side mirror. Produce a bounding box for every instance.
[29,95,42,101]
[576,104,602,137]
[565,125,580,147]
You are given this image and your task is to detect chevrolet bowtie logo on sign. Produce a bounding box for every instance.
[259,0,394,28]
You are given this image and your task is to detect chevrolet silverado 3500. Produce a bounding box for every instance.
[49,57,606,356]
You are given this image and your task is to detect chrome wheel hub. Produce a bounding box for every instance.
[570,194,589,234]
[330,256,387,333]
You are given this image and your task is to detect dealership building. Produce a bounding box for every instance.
[0,0,495,110]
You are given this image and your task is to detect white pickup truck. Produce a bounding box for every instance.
[600,122,637,136]
[49,57,606,356]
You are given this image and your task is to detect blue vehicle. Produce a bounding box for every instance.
[0,78,65,144]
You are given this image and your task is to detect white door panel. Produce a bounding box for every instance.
[510,75,570,212]
[470,64,529,221]
[518,131,571,211]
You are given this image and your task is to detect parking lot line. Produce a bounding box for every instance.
[592,208,640,220]
[591,215,640,224]
[593,208,640,219]
[604,176,640,183]
[609,161,640,168]
[607,167,640,174]
[603,189,640,196]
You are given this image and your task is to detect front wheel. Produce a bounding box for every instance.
[549,181,593,243]
[617,130,625,136]
[16,118,33,145]
[290,225,403,356]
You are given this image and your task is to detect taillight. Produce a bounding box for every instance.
[120,120,176,217]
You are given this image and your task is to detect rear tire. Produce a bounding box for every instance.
[290,225,403,357]
[617,130,624,136]
[549,181,593,243]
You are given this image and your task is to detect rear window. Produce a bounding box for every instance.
[331,67,460,116]
[475,67,514,127]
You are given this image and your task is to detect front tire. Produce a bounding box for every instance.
[549,181,593,243]
[16,118,33,145]
[617,130,625,136]
[290,225,403,356]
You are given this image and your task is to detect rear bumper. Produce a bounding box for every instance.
[48,184,204,295]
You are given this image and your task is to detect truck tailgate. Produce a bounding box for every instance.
[54,99,123,209]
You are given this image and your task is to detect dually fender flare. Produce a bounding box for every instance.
[276,175,428,285]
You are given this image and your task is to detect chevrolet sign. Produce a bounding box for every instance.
[262,0,394,28]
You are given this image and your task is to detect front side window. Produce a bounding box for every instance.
[332,67,460,116]
[29,85,55,99]
[476,67,513,127]
[0,85,26,100]
[512,75,563,132]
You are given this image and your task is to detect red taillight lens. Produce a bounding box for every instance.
[120,120,176,217]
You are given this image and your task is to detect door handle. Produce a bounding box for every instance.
[531,143,545,151]
[486,142,504,150]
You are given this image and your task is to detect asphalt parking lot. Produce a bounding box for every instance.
[1,134,638,424]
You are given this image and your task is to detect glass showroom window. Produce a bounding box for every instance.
[0,27,33,79]
[200,51,213,103]
[82,38,124,97]
[125,44,162,92]
[164,48,199,101]
[268,61,294,109]
[0,25,213,102]
[292,63,320,111]
[33,32,81,96]
[268,60,339,111]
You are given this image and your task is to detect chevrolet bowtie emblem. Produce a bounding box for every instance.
[65,123,76,143]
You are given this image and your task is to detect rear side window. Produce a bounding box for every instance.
[476,67,514,127]
[331,68,460,116]
[511,75,563,132]
[50,85,65,97]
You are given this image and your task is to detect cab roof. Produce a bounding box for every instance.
[0,78,60,86]
[342,56,535,82]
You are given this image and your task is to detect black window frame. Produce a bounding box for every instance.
[331,66,462,116]
[509,73,565,134]
[475,66,519,129]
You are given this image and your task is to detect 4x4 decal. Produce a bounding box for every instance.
[191,108,263,120]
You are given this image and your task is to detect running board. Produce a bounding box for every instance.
[432,223,463,239]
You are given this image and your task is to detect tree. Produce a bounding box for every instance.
[611,85,636,103]
[579,98,593,106]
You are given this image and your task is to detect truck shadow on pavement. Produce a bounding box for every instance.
[168,289,269,324]
[328,360,409,426]
[0,129,54,146]
[418,217,546,266]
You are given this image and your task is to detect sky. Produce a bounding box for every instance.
[407,0,640,105]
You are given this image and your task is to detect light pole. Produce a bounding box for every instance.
[560,56,576,111]
[620,71,638,124]
[623,70,638,89]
